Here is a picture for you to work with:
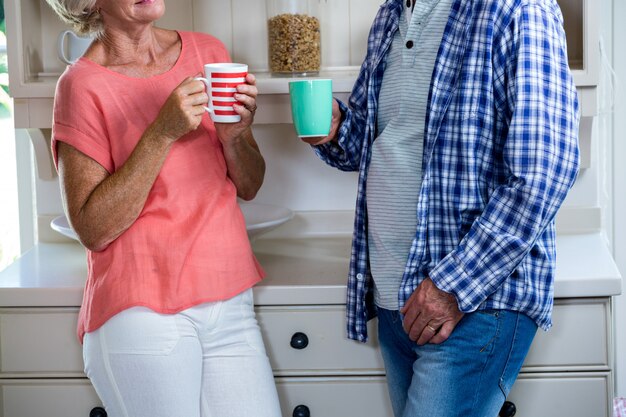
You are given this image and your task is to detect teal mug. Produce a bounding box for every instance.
[288,79,333,137]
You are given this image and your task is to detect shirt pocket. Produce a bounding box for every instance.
[447,69,493,121]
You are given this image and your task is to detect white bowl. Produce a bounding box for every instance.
[50,215,77,240]
[51,202,293,242]
[239,202,294,239]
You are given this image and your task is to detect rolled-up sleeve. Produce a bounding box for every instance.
[429,3,580,312]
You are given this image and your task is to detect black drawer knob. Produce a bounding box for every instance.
[499,401,516,417]
[290,332,309,349]
[292,404,310,417]
[90,407,107,417]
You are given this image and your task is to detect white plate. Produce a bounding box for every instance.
[50,202,293,243]
[239,202,294,239]
[50,215,78,241]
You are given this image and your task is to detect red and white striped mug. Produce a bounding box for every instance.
[195,63,248,123]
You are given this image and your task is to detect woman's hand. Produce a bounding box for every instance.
[149,76,209,143]
[214,73,259,147]
[300,98,341,146]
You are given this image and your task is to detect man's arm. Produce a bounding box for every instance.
[428,3,580,314]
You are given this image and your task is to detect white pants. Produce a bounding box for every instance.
[83,289,282,417]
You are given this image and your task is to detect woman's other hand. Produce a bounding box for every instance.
[211,73,265,200]
[149,76,209,143]
[300,98,341,146]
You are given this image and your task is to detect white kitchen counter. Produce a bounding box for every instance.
[0,232,621,307]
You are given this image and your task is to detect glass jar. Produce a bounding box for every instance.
[266,0,322,76]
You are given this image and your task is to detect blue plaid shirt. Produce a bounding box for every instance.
[314,0,580,342]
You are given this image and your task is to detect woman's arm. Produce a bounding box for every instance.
[57,77,209,251]
[220,127,265,200]
[214,73,265,200]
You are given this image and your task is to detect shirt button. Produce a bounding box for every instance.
[406,40,414,49]
[356,273,364,281]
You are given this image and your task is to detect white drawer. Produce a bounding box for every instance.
[0,379,103,417]
[256,306,385,376]
[0,308,84,376]
[276,376,392,417]
[508,372,610,417]
[0,377,393,417]
[0,306,384,377]
[0,374,610,417]
[522,299,609,370]
[0,299,610,378]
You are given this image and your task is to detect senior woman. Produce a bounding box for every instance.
[45,1,281,416]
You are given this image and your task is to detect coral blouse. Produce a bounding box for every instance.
[51,31,264,343]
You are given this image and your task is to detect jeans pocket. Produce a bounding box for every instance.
[101,307,180,355]
[475,308,501,318]
[498,313,537,397]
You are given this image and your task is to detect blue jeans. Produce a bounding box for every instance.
[377,308,537,417]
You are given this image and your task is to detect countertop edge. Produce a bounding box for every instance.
[0,232,622,307]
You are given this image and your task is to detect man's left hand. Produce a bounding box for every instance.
[400,278,464,345]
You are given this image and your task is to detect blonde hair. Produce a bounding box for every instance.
[45,0,103,38]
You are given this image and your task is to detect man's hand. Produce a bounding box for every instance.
[300,99,341,146]
[400,278,464,345]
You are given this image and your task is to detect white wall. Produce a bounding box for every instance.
[252,124,358,211]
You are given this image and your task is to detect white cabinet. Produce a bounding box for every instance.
[257,306,385,376]
[0,379,103,417]
[560,0,601,86]
[0,297,616,417]
[558,0,601,168]
[523,299,611,371]
[508,373,611,417]
[0,308,83,377]
[0,233,621,417]
[0,377,394,417]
